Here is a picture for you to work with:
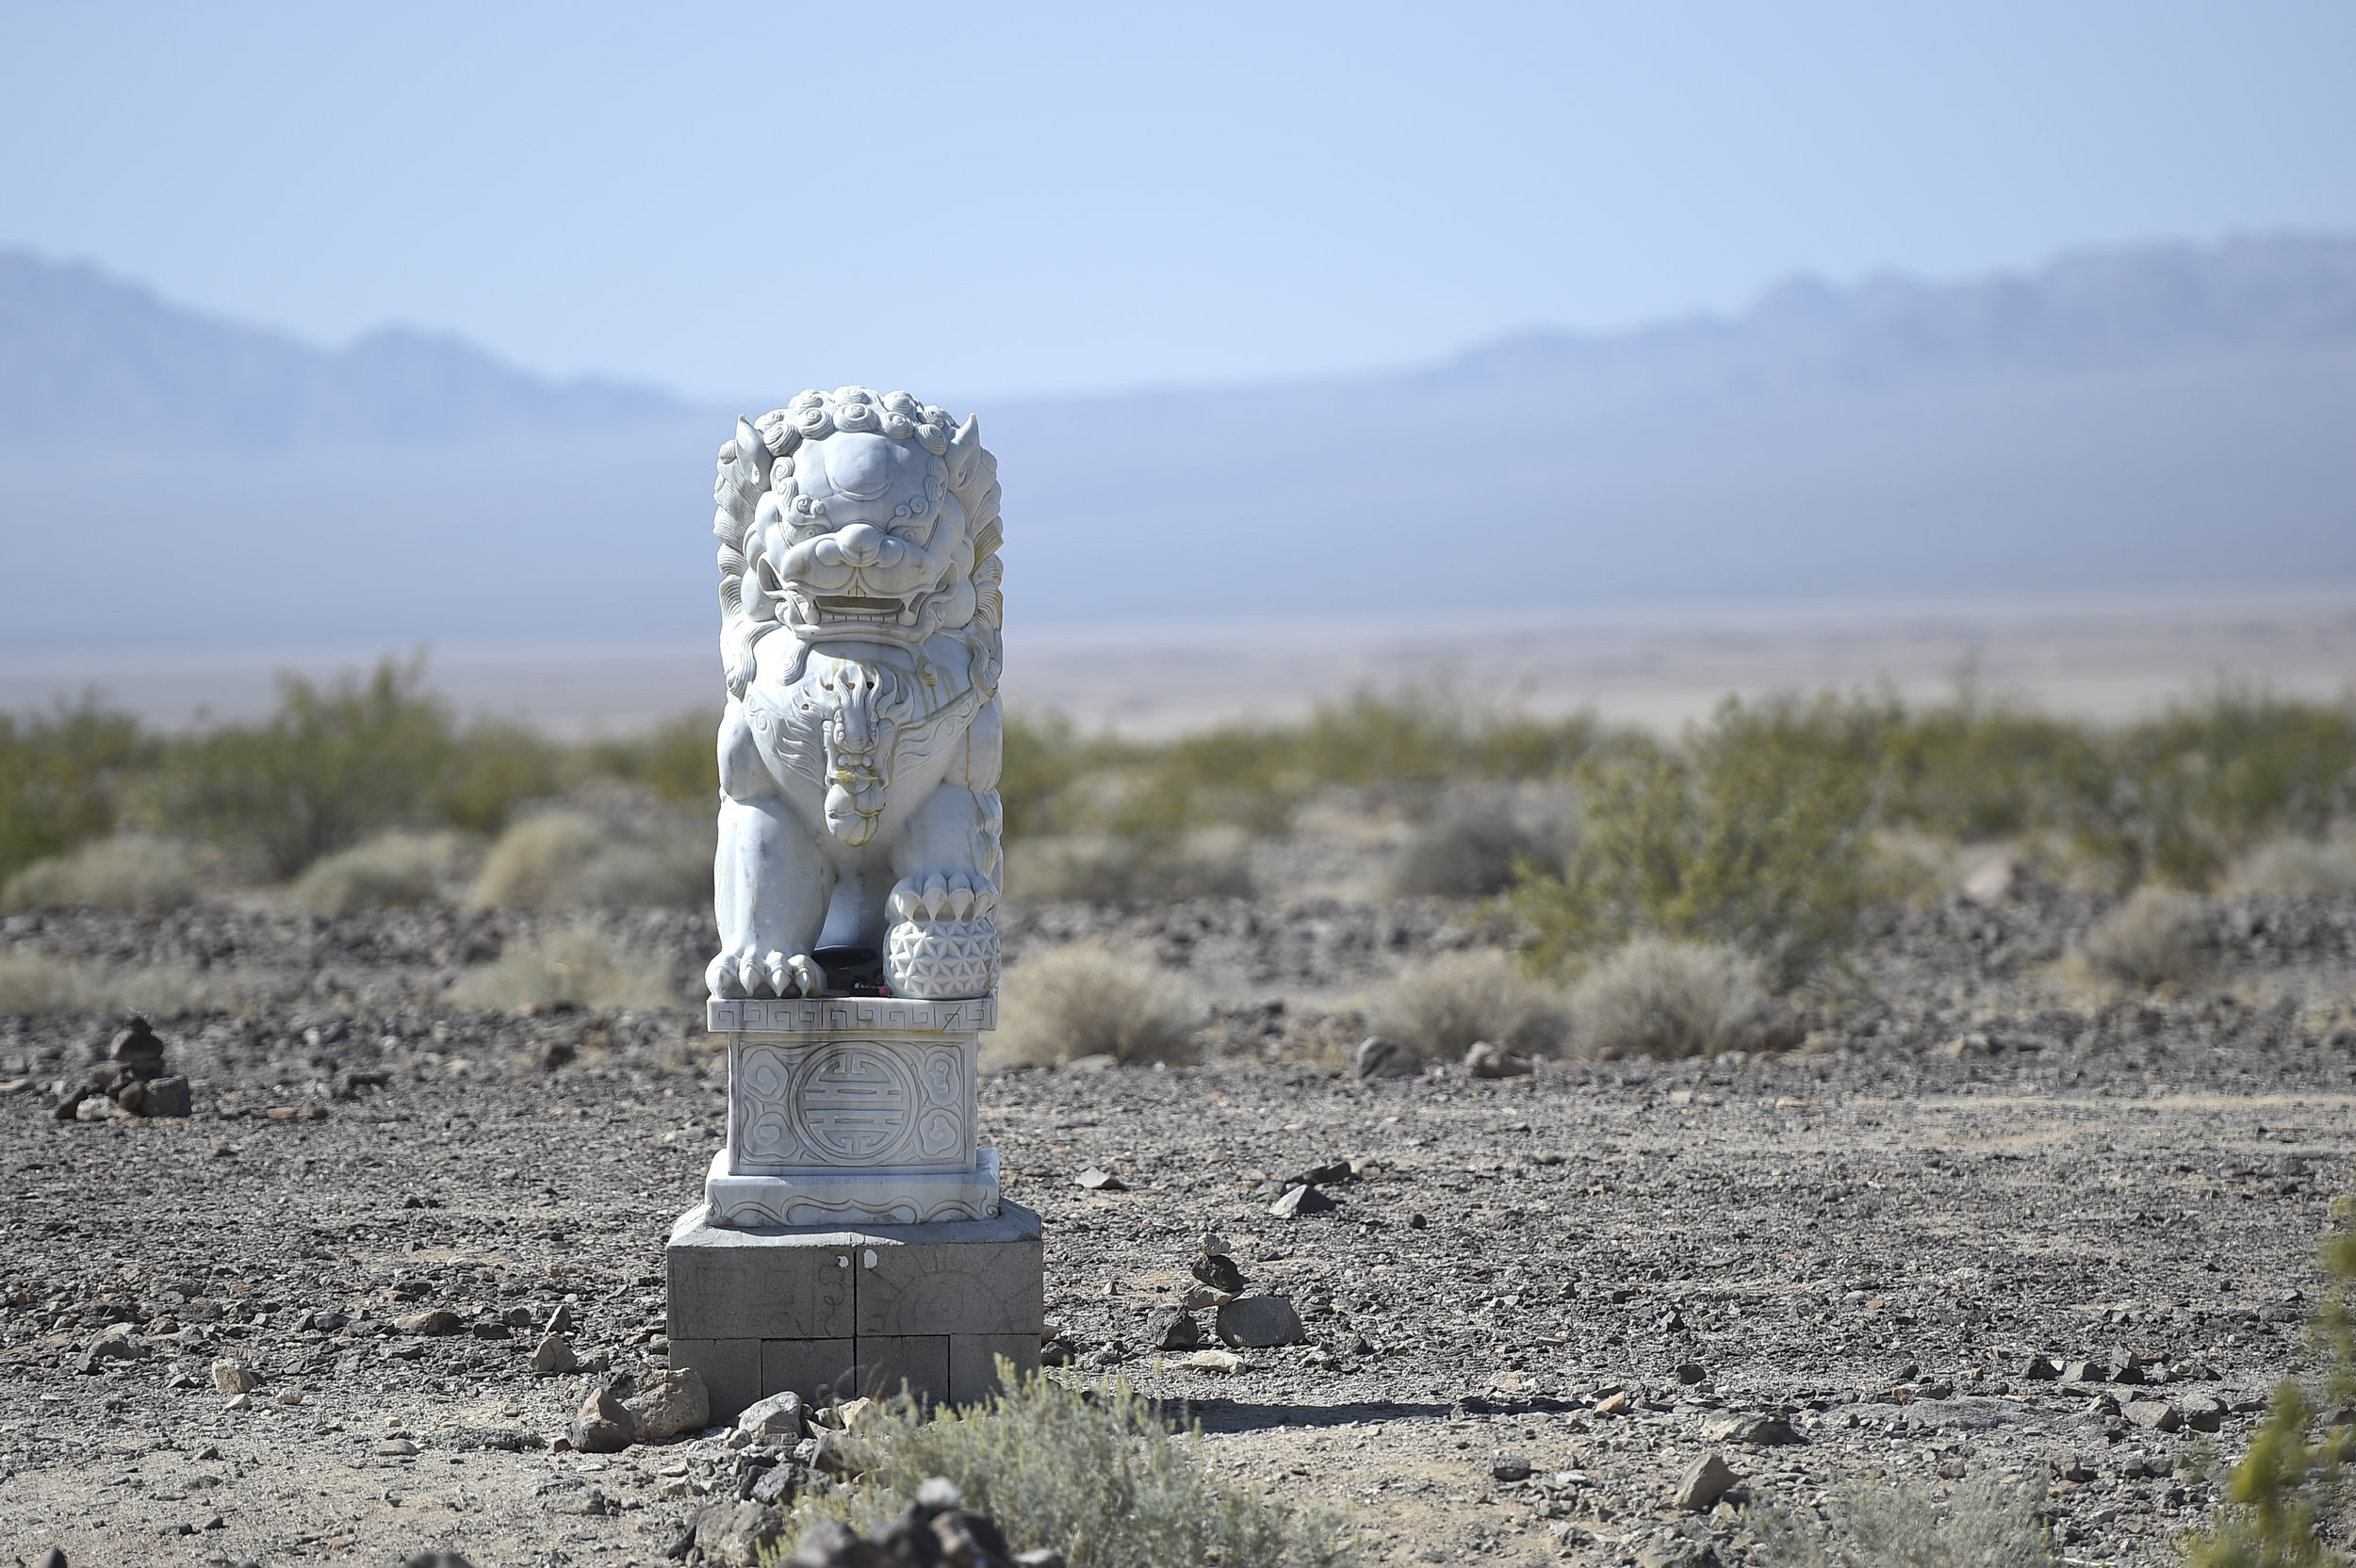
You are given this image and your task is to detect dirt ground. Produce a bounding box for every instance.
[6,890,2356,1568]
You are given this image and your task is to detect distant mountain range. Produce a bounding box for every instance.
[0,252,679,448]
[3,235,2354,658]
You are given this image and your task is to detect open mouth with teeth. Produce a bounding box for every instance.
[790,593,924,634]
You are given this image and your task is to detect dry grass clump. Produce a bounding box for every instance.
[2225,835,2356,897]
[0,835,201,913]
[990,946,1203,1069]
[445,925,681,1011]
[1748,1475,2054,1567]
[470,801,712,909]
[2079,887,2213,989]
[1566,938,1773,1059]
[1370,949,1568,1060]
[288,830,468,915]
[791,1364,1352,1568]
[0,951,227,1018]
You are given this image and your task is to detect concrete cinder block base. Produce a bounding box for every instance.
[666,1200,1043,1419]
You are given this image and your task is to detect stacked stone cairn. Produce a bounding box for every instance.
[54,1015,191,1120]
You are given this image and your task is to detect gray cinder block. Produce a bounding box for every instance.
[854,1335,950,1402]
[948,1333,1041,1405]
[762,1337,858,1411]
[670,1337,762,1422]
[668,1201,1042,1418]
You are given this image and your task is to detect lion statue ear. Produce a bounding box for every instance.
[947,416,985,492]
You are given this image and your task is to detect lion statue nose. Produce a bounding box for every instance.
[835,523,886,565]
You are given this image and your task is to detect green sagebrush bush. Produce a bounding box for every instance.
[157,656,561,878]
[1511,694,1890,988]
[2070,687,2356,894]
[1001,690,1611,858]
[0,699,154,887]
[788,1364,1353,1568]
[2178,1176,2356,1568]
[1748,1473,2056,1568]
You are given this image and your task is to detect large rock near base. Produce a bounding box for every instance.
[625,1365,711,1442]
[1216,1296,1305,1348]
[211,1359,262,1394]
[1674,1451,1738,1511]
[696,1500,788,1566]
[737,1390,806,1439]
[139,1076,192,1118]
[1148,1305,1204,1349]
[569,1387,636,1453]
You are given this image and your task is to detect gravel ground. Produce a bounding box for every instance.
[5,888,2356,1568]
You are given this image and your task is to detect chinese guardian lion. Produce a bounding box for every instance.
[704,386,1003,1002]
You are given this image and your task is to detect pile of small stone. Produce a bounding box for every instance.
[52,1015,192,1120]
[1140,1234,1307,1369]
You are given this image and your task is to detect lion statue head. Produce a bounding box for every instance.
[712,385,1003,697]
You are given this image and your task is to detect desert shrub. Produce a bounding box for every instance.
[1006,831,1253,905]
[157,656,562,877]
[2229,837,2356,898]
[1370,949,1568,1060]
[1388,786,1577,898]
[1512,694,1889,988]
[470,799,711,908]
[2061,687,2356,892]
[0,951,228,1018]
[790,1364,1352,1568]
[2179,1168,2356,1568]
[1567,939,1772,1059]
[0,698,155,887]
[1878,680,2094,845]
[445,925,680,1011]
[990,946,1203,1068]
[1003,688,1612,862]
[0,952,89,1015]
[1748,1474,2055,1567]
[1,835,201,913]
[571,709,722,804]
[288,830,467,915]
[2080,887,2213,989]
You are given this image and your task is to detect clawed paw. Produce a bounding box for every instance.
[706,948,828,998]
[887,872,999,923]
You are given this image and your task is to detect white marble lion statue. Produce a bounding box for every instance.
[704,386,1003,1001]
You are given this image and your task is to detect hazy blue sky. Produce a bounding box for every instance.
[4,3,2351,403]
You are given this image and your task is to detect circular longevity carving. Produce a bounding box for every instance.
[795,1043,919,1163]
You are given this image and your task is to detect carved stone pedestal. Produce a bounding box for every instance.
[699,995,1002,1227]
[668,994,1039,1415]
